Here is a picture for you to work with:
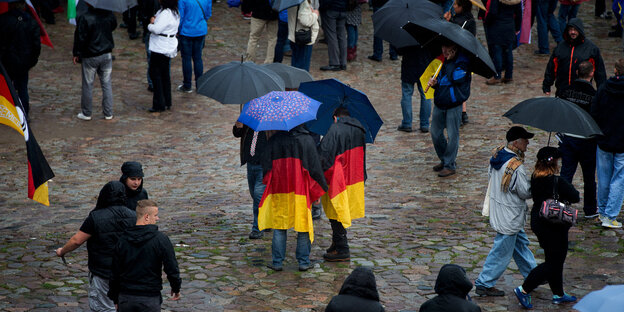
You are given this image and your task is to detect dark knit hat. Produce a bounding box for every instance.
[121,161,144,178]
[536,146,561,162]
[506,126,534,142]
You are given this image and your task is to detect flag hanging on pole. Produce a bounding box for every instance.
[0,62,54,206]
[0,0,54,48]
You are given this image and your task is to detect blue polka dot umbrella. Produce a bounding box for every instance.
[237,91,321,131]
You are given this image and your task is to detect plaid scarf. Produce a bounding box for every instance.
[492,144,525,193]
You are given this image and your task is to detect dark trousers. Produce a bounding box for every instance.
[10,70,30,116]
[371,6,397,59]
[123,6,138,35]
[329,219,349,252]
[274,20,290,63]
[149,52,172,111]
[559,136,597,215]
[33,0,55,23]
[118,294,161,312]
[595,0,606,16]
[488,44,514,80]
[179,35,205,89]
[523,218,569,296]
[290,41,313,72]
[321,10,347,67]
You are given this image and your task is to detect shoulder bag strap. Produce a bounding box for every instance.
[295,4,300,31]
[194,0,208,20]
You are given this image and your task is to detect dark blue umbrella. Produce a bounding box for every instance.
[298,79,383,143]
[237,91,321,131]
[271,0,303,12]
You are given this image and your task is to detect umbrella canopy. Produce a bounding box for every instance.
[196,61,285,104]
[503,97,603,138]
[372,0,443,49]
[83,0,137,12]
[574,285,624,312]
[299,79,383,143]
[261,63,314,89]
[271,0,303,12]
[402,19,496,78]
[237,91,321,131]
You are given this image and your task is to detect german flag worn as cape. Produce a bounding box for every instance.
[258,126,328,242]
[0,62,54,205]
[318,116,367,229]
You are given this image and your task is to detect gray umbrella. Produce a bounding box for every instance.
[261,63,313,89]
[83,0,138,13]
[196,61,285,104]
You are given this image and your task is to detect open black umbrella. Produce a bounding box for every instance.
[503,97,603,138]
[402,19,496,78]
[372,0,443,49]
[261,63,313,89]
[196,61,285,104]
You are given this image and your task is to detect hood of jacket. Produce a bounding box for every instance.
[338,116,366,133]
[95,181,128,210]
[123,224,159,245]
[605,75,624,95]
[490,147,516,170]
[338,267,380,301]
[563,18,585,45]
[434,264,473,298]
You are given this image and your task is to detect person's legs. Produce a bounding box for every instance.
[502,44,514,80]
[596,0,606,16]
[371,7,383,59]
[245,17,265,63]
[547,0,563,42]
[441,105,462,170]
[605,152,624,219]
[336,12,348,67]
[127,6,138,37]
[559,136,579,184]
[80,56,98,117]
[88,273,116,312]
[274,20,289,63]
[97,53,114,118]
[475,233,518,288]
[247,163,265,235]
[400,81,414,129]
[416,81,431,130]
[596,147,613,217]
[558,4,571,34]
[180,35,193,90]
[11,71,29,116]
[118,294,161,312]
[163,57,172,108]
[264,19,278,64]
[389,44,398,59]
[488,44,503,79]
[511,230,537,278]
[536,0,550,53]
[322,10,340,66]
[430,106,447,164]
[579,140,597,216]
[271,229,287,268]
[295,231,311,267]
[522,227,566,296]
[149,53,166,111]
[192,36,205,88]
[346,24,357,48]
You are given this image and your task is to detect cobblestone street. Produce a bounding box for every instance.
[0,2,623,311]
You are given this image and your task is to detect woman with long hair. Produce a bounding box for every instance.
[147,0,180,112]
[513,146,580,309]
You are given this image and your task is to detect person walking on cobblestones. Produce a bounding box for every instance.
[108,199,181,311]
[120,161,149,211]
[474,126,537,297]
[72,3,117,121]
[55,181,136,312]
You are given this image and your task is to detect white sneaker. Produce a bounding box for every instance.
[176,84,193,93]
[104,115,113,120]
[602,218,622,229]
[598,214,608,223]
[76,112,91,121]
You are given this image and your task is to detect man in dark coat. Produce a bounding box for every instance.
[318,108,366,262]
[557,61,598,219]
[320,0,350,70]
[0,0,41,117]
[55,181,136,311]
[108,199,181,310]
[480,0,521,84]
[543,18,606,97]
[325,267,385,311]
[119,161,149,211]
[397,46,433,133]
[419,264,482,312]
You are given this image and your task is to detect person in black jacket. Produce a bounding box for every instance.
[72,3,117,121]
[55,181,136,312]
[542,18,606,97]
[419,264,481,312]
[479,0,521,85]
[591,59,624,229]
[325,267,384,312]
[108,199,181,310]
[557,61,598,219]
[244,0,278,64]
[0,0,41,117]
[120,161,149,211]
[513,147,580,309]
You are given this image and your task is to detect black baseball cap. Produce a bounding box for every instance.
[506,126,534,142]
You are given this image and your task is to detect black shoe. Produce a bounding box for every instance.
[148,108,164,113]
[129,32,140,40]
[249,231,263,239]
[534,50,549,56]
[367,55,382,62]
[475,286,505,297]
[462,112,469,124]
[340,65,347,70]
[266,264,283,271]
[323,250,350,262]
[320,65,341,71]
[420,127,429,133]
[298,264,311,271]
[397,125,413,132]
[147,85,153,92]
[390,56,399,61]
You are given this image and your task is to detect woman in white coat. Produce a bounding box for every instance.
[287,0,319,72]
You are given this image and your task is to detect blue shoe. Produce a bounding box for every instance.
[553,293,577,304]
[514,286,533,309]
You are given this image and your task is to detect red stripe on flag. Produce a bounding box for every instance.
[0,73,16,107]
[324,146,365,198]
[27,161,35,199]
[260,157,326,209]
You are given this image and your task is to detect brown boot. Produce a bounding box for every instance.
[347,47,356,62]
[485,77,502,85]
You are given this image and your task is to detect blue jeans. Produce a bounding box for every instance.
[558,4,579,33]
[179,35,205,89]
[290,41,313,72]
[400,81,431,129]
[430,105,462,170]
[488,44,514,80]
[475,230,537,288]
[274,20,290,63]
[247,163,265,233]
[596,147,624,220]
[271,230,311,267]
[371,7,397,59]
[536,0,562,54]
[346,24,358,48]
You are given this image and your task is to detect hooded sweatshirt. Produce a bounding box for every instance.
[543,18,606,96]
[108,224,181,303]
[325,267,385,312]
[419,264,481,312]
[591,75,624,153]
[119,161,149,211]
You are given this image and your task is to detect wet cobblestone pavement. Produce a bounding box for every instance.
[0,3,623,311]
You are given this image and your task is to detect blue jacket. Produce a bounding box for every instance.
[434,53,471,109]
[178,0,211,37]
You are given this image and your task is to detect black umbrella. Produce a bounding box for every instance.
[196,61,285,104]
[272,0,303,12]
[372,0,443,49]
[402,20,496,78]
[261,63,314,89]
[503,97,603,138]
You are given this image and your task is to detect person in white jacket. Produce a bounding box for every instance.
[287,0,319,72]
[474,126,537,297]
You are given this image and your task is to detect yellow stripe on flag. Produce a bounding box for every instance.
[420,58,443,100]
[258,192,314,242]
[322,181,365,229]
[0,95,24,136]
[33,182,50,206]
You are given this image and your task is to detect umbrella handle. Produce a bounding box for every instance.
[424,62,444,93]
